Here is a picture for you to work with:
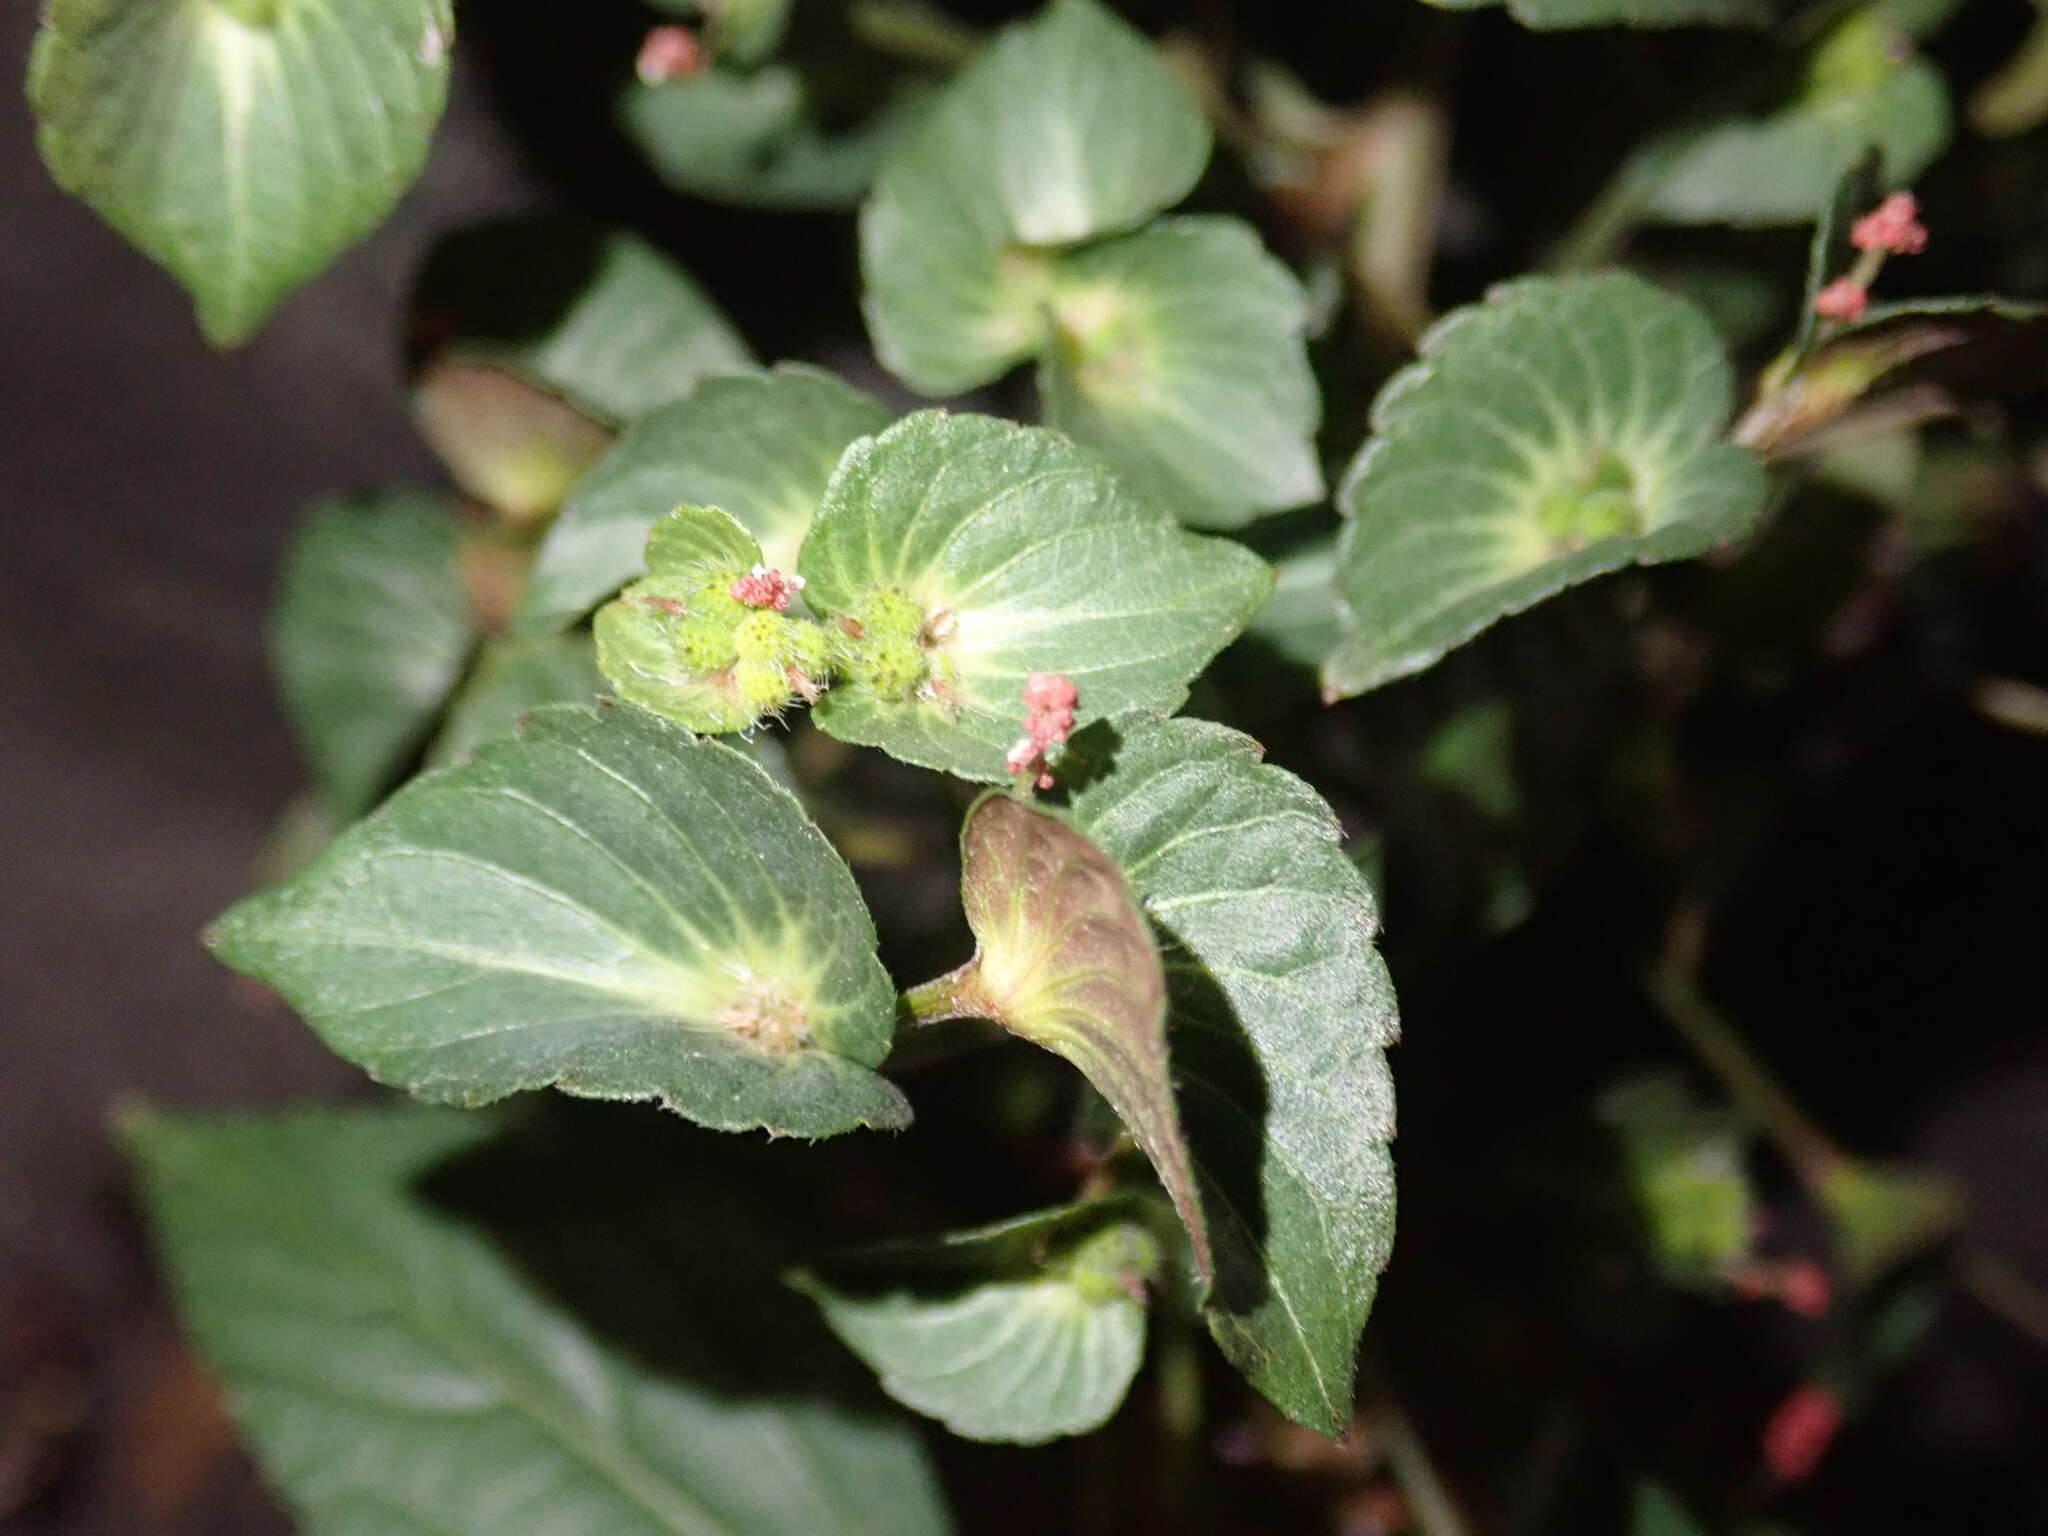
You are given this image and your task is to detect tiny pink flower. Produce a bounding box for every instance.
[1813,278,1869,323]
[730,565,803,610]
[1762,1384,1840,1484]
[636,25,705,86]
[1007,673,1081,788]
[1023,672,1080,714]
[1850,192,1928,256]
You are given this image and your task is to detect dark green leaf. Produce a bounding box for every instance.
[30,0,454,344]
[1059,715,1398,1436]
[1327,273,1766,698]
[909,794,1211,1281]
[271,491,475,818]
[209,704,909,1138]
[792,1199,1160,1444]
[520,366,893,635]
[128,1104,954,1536]
[1039,217,1323,529]
[861,0,1210,394]
[799,411,1271,781]
[412,219,753,425]
[427,633,604,769]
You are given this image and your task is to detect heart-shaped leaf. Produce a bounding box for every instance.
[519,366,892,635]
[1038,217,1323,530]
[30,0,455,344]
[412,218,753,425]
[908,794,1211,1281]
[860,0,1210,395]
[271,491,476,817]
[427,633,603,769]
[798,411,1271,781]
[791,1199,1161,1444]
[209,703,909,1138]
[1635,12,1951,228]
[1326,272,1767,699]
[128,1105,954,1536]
[1058,714,1398,1437]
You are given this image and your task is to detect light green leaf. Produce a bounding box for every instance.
[129,1104,954,1536]
[271,490,476,818]
[1326,273,1767,698]
[1242,524,1344,671]
[412,219,753,425]
[520,366,893,636]
[411,356,615,520]
[1039,217,1323,530]
[1416,0,1765,28]
[798,411,1272,781]
[1638,12,1952,227]
[623,66,925,211]
[908,794,1212,1282]
[1598,1073,1755,1290]
[861,0,1210,394]
[427,633,603,769]
[209,703,909,1138]
[30,0,453,345]
[791,1200,1159,1444]
[1058,714,1398,1437]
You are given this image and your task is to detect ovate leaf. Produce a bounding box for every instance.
[791,1200,1160,1444]
[271,491,475,818]
[1059,714,1398,1436]
[1638,12,1952,227]
[520,366,892,635]
[910,795,1211,1282]
[1327,273,1766,698]
[412,219,753,425]
[209,703,909,1138]
[129,1105,954,1536]
[1040,217,1323,529]
[861,0,1210,394]
[30,0,454,345]
[1417,0,1765,27]
[427,633,603,768]
[799,411,1271,781]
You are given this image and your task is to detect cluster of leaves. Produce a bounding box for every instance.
[29,0,2048,1529]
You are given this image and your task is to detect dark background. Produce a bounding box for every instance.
[4,2,2046,1532]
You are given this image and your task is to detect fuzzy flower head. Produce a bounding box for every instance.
[1813,278,1869,324]
[1006,672,1081,788]
[730,565,804,611]
[1850,192,1929,256]
[636,25,705,86]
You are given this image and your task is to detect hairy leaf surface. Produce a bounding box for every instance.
[1327,273,1766,698]
[210,704,908,1137]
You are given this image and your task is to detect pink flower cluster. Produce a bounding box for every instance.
[636,25,705,86]
[1005,672,1080,788]
[1812,278,1869,324]
[730,565,803,610]
[1850,192,1929,256]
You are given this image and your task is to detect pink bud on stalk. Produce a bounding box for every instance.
[636,25,705,86]
[1006,672,1081,789]
[730,565,803,611]
[1813,278,1869,324]
[1850,192,1929,256]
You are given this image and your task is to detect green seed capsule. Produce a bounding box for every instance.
[859,634,927,699]
[859,590,925,640]
[677,614,739,672]
[733,609,788,663]
[734,657,794,712]
[786,619,833,681]
[690,570,748,624]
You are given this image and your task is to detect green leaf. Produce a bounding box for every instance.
[129,1104,954,1536]
[411,357,615,520]
[1597,1073,1755,1290]
[1417,0,1765,28]
[623,66,926,211]
[427,633,603,769]
[1039,217,1323,530]
[1326,273,1767,698]
[1058,714,1397,1437]
[1632,1484,1708,1536]
[909,794,1212,1282]
[271,490,476,818]
[520,366,893,636]
[209,703,910,1138]
[29,0,453,345]
[412,219,753,425]
[1637,12,1952,227]
[799,411,1272,781]
[791,1199,1160,1444]
[861,0,1210,395]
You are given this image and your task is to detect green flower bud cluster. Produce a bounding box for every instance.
[836,589,933,701]
[624,564,835,722]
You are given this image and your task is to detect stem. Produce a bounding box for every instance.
[848,1,980,71]
[1645,906,1844,1190]
[1154,1317,1208,1533]
[1374,1396,1475,1536]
